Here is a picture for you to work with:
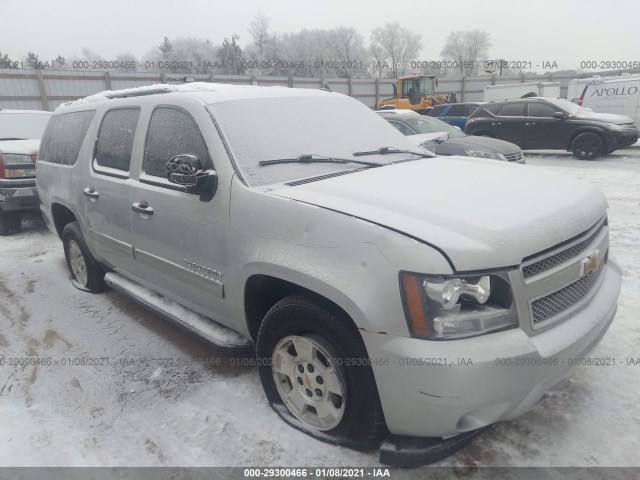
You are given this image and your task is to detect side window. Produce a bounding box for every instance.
[428,105,445,117]
[38,110,95,165]
[95,108,140,172]
[467,105,480,116]
[447,105,466,116]
[527,102,560,118]
[388,121,414,136]
[496,103,525,117]
[143,107,210,178]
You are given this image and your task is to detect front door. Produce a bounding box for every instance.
[128,105,230,324]
[524,101,568,149]
[492,102,528,147]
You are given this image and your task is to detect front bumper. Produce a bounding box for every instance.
[609,130,639,149]
[0,180,39,212]
[362,260,621,438]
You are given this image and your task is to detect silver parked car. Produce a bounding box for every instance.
[36,83,621,457]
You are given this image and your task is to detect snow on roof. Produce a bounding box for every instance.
[57,82,333,110]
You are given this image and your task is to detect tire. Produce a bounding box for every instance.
[0,209,22,236]
[256,293,387,451]
[62,221,106,292]
[571,132,604,160]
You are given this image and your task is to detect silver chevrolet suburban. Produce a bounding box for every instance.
[36,83,621,452]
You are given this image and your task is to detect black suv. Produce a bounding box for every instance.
[465,97,639,160]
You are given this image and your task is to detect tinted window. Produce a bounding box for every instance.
[388,121,414,135]
[468,105,480,116]
[496,103,525,117]
[39,110,95,165]
[481,104,501,115]
[428,105,446,116]
[143,107,210,178]
[527,102,562,118]
[447,105,466,116]
[95,109,140,172]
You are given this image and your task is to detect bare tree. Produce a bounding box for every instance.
[218,34,245,75]
[247,13,271,74]
[369,23,421,78]
[326,27,368,77]
[441,30,491,76]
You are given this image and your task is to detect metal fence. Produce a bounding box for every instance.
[0,68,636,111]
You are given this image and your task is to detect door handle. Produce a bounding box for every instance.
[491,122,502,126]
[525,122,537,126]
[83,187,99,198]
[132,201,154,215]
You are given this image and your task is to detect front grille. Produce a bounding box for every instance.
[504,152,524,162]
[530,258,605,323]
[522,220,606,278]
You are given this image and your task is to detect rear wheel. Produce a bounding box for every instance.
[571,132,604,160]
[0,209,22,236]
[256,293,386,450]
[62,221,106,292]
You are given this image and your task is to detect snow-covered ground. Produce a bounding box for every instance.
[1,148,639,470]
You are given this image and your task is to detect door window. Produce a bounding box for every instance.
[496,103,525,117]
[446,105,466,116]
[527,102,560,118]
[95,108,140,172]
[143,107,210,178]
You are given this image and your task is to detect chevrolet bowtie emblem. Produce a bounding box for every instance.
[582,250,602,276]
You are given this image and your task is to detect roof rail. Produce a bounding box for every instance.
[104,87,172,99]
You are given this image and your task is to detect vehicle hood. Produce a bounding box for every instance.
[0,139,40,155]
[573,112,634,124]
[436,135,522,156]
[272,157,607,271]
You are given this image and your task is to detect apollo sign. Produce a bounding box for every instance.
[590,86,639,97]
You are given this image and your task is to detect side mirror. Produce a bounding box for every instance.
[553,111,566,119]
[166,154,218,201]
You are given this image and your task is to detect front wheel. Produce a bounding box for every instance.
[571,132,604,160]
[62,221,106,292]
[256,293,386,450]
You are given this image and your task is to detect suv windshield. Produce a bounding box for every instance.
[0,112,51,140]
[396,116,466,138]
[210,96,415,187]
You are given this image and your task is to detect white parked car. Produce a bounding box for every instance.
[36,83,621,461]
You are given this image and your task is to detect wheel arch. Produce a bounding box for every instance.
[242,269,367,343]
[51,202,79,240]
[568,128,608,152]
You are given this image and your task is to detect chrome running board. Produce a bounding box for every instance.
[104,272,250,349]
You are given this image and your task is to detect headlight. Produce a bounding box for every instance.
[399,271,518,340]
[604,123,625,130]
[464,150,506,160]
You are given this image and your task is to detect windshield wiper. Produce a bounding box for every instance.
[353,146,435,158]
[0,137,27,141]
[259,154,383,168]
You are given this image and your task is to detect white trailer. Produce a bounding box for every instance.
[483,82,561,102]
[569,74,640,126]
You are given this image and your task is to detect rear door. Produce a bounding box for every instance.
[128,103,231,324]
[440,104,467,128]
[83,107,140,270]
[492,102,527,146]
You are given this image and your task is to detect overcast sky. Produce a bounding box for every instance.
[2,0,639,72]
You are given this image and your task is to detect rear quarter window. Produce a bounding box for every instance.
[39,110,95,165]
